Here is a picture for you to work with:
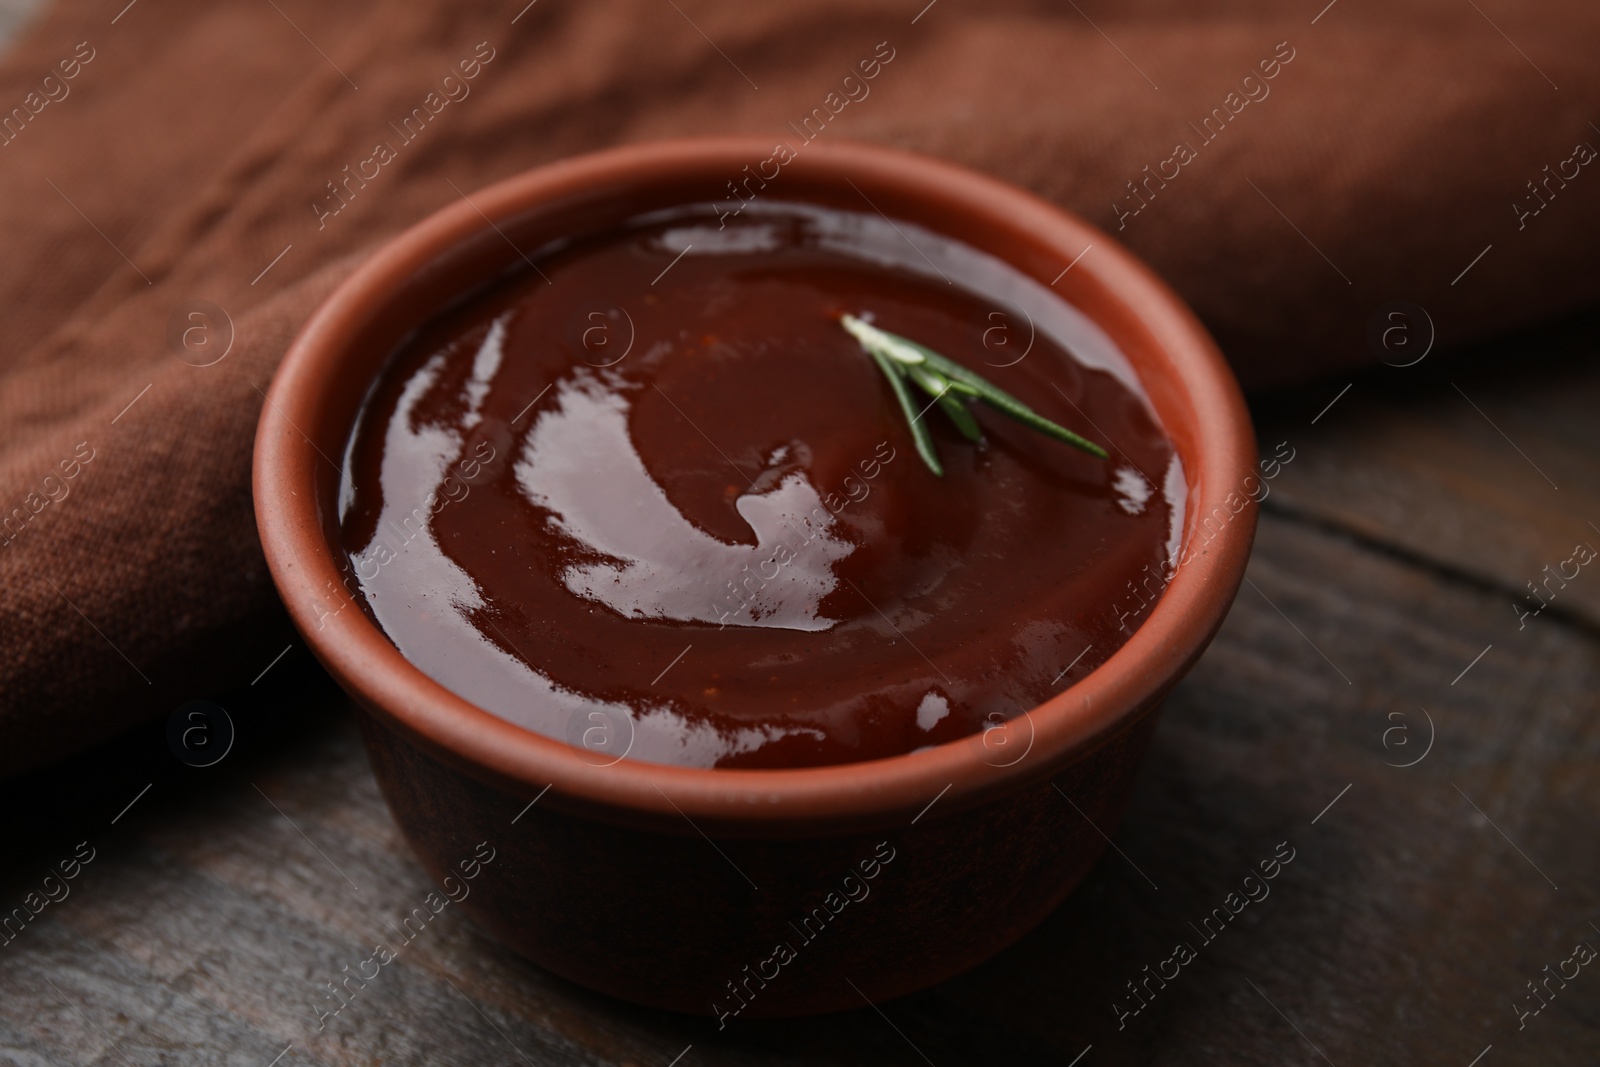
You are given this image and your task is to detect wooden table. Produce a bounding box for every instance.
[2,312,1598,1066]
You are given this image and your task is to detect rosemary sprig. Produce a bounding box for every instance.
[840,313,1109,476]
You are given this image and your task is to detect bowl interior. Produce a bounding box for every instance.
[255,138,1256,835]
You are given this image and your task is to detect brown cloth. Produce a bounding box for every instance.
[1,0,1597,775]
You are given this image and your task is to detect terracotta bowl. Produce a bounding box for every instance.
[253,137,1256,1019]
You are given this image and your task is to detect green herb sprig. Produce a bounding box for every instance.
[840,314,1108,476]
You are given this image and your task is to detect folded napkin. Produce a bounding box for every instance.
[2,0,1596,774]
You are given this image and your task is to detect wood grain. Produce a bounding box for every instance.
[1256,314,1600,631]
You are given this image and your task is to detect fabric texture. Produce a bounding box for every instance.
[1,0,1596,774]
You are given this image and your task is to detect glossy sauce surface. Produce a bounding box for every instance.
[339,203,1183,769]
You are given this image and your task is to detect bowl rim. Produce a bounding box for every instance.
[253,136,1256,833]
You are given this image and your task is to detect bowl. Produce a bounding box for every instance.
[253,137,1256,1018]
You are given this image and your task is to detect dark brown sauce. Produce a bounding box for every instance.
[338,202,1183,769]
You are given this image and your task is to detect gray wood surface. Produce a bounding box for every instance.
[2,315,1598,1065]
[0,0,40,53]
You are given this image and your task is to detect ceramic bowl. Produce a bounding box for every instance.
[253,137,1256,1018]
